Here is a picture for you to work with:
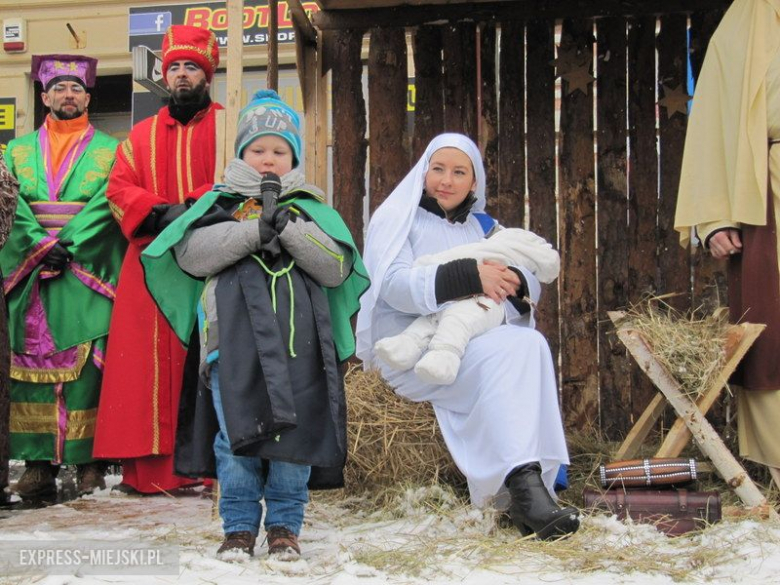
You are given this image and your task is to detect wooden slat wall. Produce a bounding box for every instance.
[343,7,729,438]
[525,19,559,361]
[558,18,599,431]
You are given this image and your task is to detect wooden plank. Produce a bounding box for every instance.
[412,25,443,160]
[558,18,598,432]
[331,28,367,251]
[478,22,498,215]
[368,27,409,214]
[315,31,329,189]
[526,18,559,361]
[496,19,524,228]
[656,14,691,311]
[596,17,631,440]
[689,9,728,313]
[656,322,765,457]
[442,21,477,140]
[312,1,734,30]
[627,16,660,425]
[288,0,317,45]
[609,311,773,512]
[267,0,279,91]
[224,0,245,166]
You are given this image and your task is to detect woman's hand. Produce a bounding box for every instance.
[708,229,742,260]
[478,259,521,304]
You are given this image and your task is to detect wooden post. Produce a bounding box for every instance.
[496,19,524,228]
[412,25,443,160]
[627,17,660,425]
[267,0,279,91]
[558,18,598,431]
[368,27,408,213]
[478,22,498,211]
[224,0,244,162]
[609,312,773,513]
[442,22,477,141]
[526,18,559,363]
[315,31,328,190]
[596,17,631,439]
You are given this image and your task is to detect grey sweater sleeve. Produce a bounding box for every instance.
[174,220,261,277]
[279,218,353,287]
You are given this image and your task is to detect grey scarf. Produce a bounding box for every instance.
[219,158,306,199]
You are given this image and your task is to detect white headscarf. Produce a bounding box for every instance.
[355,133,487,365]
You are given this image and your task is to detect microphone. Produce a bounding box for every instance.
[259,172,282,221]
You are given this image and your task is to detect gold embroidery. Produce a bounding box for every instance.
[11,144,36,185]
[108,199,124,222]
[165,43,216,69]
[10,403,97,440]
[175,125,184,203]
[185,126,194,194]
[10,343,92,383]
[150,115,159,195]
[121,139,136,173]
[152,311,160,454]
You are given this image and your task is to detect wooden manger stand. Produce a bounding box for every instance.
[608,311,775,515]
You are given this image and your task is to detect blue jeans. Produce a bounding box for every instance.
[210,363,311,536]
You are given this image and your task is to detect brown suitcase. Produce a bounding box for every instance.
[583,488,721,536]
[599,458,698,489]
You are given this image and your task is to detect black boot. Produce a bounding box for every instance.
[505,463,580,540]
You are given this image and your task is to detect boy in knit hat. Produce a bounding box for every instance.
[140,90,368,559]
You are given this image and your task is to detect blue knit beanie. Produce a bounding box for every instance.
[235,89,302,167]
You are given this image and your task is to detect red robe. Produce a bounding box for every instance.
[94,102,222,493]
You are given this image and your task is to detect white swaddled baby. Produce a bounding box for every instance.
[373,227,560,385]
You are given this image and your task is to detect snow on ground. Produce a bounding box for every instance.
[1,474,780,585]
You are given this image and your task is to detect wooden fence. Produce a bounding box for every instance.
[319,2,733,440]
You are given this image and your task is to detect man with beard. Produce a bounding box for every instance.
[0,55,125,499]
[94,25,222,495]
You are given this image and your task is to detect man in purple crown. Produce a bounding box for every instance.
[0,54,125,499]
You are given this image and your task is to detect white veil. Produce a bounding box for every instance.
[355,133,487,366]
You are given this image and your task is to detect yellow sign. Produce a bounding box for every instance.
[0,103,15,130]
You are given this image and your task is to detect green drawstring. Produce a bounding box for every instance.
[251,254,298,358]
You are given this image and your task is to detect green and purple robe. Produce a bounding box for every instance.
[0,126,126,464]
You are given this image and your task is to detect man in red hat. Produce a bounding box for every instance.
[94,25,223,495]
[0,54,125,499]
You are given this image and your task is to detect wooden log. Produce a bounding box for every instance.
[496,19,524,228]
[596,17,631,440]
[268,0,279,91]
[287,0,317,46]
[331,28,368,251]
[558,18,598,431]
[478,22,498,214]
[627,16,660,425]
[368,27,409,213]
[689,9,728,313]
[656,322,765,457]
[609,311,773,512]
[412,25,443,160]
[526,18,559,360]
[224,0,245,166]
[442,22,477,140]
[312,1,734,31]
[656,15,691,311]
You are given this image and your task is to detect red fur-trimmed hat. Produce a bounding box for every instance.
[161,25,219,82]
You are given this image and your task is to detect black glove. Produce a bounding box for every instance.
[137,203,189,236]
[42,242,73,270]
[257,208,290,258]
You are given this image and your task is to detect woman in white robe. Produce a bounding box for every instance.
[356,133,579,540]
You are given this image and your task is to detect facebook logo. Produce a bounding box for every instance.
[129,12,172,36]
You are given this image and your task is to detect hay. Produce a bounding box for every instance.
[344,365,464,492]
[616,297,731,398]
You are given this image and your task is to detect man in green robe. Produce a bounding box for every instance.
[0,54,126,499]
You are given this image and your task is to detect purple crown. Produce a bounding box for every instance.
[31,54,97,90]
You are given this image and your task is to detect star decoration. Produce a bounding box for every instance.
[69,61,79,72]
[53,60,65,71]
[550,46,591,77]
[562,63,595,96]
[658,84,692,118]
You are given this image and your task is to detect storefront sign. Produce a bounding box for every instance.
[128,1,319,51]
[132,46,168,98]
[0,98,16,155]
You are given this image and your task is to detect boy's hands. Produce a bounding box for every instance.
[258,208,290,258]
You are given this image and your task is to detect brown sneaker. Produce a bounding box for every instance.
[76,463,107,495]
[216,531,256,558]
[14,462,57,499]
[266,526,300,558]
